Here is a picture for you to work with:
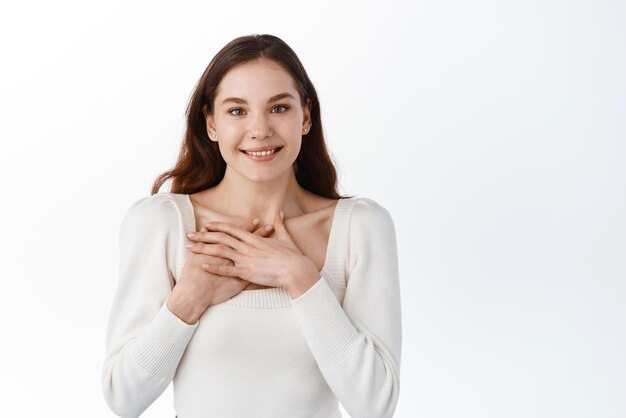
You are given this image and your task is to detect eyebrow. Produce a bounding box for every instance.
[220,92,296,106]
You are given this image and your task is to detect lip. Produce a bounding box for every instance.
[241,145,283,152]
[241,146,283,161]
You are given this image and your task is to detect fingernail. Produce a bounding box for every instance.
[280,211,284,219]
[252,218,259,225]
[187,233,196,238]
[185,244,194,249]
[264,224,273,231]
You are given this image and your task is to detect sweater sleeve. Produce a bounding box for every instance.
[101,195,198,418]
[290,198,402,418]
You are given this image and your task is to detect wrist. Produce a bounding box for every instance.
[167,290,206,325]
[285,257,321,299]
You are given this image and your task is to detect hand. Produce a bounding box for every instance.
[167,218,274,324]
[186,211,321,298]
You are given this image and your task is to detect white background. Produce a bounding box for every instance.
[0,0,624,417]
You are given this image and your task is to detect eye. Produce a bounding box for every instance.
[228,108,245,116]
[271,105,289,113]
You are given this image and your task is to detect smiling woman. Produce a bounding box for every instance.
[204,59,309,185]
[101,34,402,418]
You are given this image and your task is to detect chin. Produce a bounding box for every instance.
[245,169,294,184]
[246,174,282,184]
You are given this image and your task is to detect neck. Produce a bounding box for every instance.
[210,167,309,225]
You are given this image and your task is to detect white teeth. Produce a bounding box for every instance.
[247,148,278,156]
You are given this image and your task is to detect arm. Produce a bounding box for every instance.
[290,199,402,418]
[101,195,198,418]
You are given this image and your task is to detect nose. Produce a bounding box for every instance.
[248,112,272,140]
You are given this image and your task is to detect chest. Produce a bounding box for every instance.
[192,207,334,272]
[284,216,333,271]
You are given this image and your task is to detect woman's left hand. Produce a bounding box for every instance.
[185,211,321,298]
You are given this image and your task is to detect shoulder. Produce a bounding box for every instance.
[120,192,182,234]
[342,197,397,251]
[343,197,398,272]
[123,192,179,217]
[345,197,395,230]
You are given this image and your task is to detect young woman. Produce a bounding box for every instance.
[102,34,402,418]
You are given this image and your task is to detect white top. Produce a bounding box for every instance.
[102,192,402,418]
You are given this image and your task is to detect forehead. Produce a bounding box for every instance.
[215,59,300,101]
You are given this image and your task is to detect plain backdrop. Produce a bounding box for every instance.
[0,0,624,417]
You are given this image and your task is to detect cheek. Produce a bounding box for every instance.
[218,123,243,136]
[213,114,240,132]
[216,126,246,149]
[217,137,240,158]
[275,115,302,135]
[285,138,302,159]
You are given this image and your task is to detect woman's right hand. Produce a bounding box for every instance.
[166,218,273,324]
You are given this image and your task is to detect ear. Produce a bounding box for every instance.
[302,98,312,130]
[203,105,218,142]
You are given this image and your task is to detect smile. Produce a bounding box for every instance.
[241,146,283,161]
[244,148,279,156]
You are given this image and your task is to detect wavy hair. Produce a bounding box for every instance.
[151,34,344,199]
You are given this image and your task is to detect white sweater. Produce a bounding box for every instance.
[102,192,402,418]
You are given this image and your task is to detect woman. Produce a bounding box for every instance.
[102,34,402,418]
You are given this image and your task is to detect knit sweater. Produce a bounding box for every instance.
[102,192,402,418]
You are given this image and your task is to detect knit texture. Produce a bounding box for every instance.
[101,193,402,418]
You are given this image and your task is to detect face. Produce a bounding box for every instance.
[205,58,311,184]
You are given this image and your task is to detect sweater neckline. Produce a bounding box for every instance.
[180,194,351,309]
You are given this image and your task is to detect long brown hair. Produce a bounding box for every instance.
[151,34,344,199]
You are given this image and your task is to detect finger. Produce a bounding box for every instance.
[201,269,250,288]
[195,254,234,266]
[204,221,261,245]
[242,218,260,233]
[187,242,239,262]
[187,231,246,252]
[201,262,246,280]
[253,223,274,237]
